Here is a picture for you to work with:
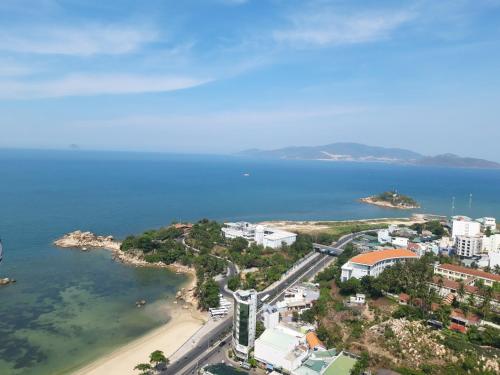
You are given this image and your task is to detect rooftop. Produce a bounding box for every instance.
[323,353,357,375]
[436,263,500,282]
[264,229,297,240]
[348,249,417,266]
[305,332,324,350]
[256,328,300,353]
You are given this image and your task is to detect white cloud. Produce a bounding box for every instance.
[274,8,413,47]
[0,59,34,77]
[0,74,212,99]
[0,24,157,56]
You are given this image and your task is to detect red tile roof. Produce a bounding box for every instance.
[399,293,410,302]
[349,249,417,266]
[451,309,481,324]
[437,264,500,282]
[306,332,325,350]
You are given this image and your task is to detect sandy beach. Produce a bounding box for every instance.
[73,276,207,375]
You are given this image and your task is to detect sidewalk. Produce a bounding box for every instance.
[169,311,233,363]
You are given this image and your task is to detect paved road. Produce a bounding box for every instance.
[165,231,364,375]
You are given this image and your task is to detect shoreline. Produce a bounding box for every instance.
[73,275,207,375]
[359,197,420,210]
[54,230,200,310]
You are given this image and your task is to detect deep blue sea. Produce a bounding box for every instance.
[0,149,499,374]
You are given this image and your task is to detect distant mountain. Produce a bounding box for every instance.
[414,153,500,169]
[238,142,422,162]
[237,143,500,169]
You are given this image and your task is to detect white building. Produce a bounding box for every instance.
[391,236,409,248]
[222,222,256,241]
[232,289,258,359]
[276,283,320,313]
[255,225,297,249]
[254,325,309,373]
[341,249,418,281]
[455,235,482,258]
[262,305,280,329]
[476,217,497,232]
[349,293,366,305]
[482,234,500,253]
[222,222,297,249]
[489,251,500,268]
[377,229,391,244]
[452,217,481,242]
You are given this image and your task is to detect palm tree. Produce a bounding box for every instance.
[467,293,476,307]
[149,350,169,371]
[457,281,465,302]
[480,287,493,318]
[494,265,500,275]
[134,363,152,375]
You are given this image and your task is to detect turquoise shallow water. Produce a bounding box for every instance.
[0,149,499,374]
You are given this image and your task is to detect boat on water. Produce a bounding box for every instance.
[243,173,250,177]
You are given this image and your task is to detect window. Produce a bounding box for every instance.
[238,304,250,346]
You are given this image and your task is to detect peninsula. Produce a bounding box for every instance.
[360,191,420,209]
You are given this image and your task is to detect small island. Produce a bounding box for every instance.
[360,190,420,209]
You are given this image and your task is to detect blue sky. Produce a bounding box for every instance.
[1,0,500,160]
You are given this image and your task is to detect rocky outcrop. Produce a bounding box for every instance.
[0,278,15,286]
[54,230,121,251]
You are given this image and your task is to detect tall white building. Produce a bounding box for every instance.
[455,235,482,258]
[232,289,257,359]
[222,222,297,249]
[451,217,481,242]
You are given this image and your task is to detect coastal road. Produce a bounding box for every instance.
[165,232,364,375]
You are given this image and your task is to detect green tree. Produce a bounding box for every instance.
[339,277,360,295]
[134,363,152,375]
[350,351,370,375]
[149,350,168,370]
[227,275,241,291]
[457,281,466,301]
[197,278,220,310]
[494,265,500,275]
[256,320,265,339]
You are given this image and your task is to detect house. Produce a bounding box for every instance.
[292,351,357,375]
[305,332,326,352]
[340,249,418,281]
[399,293,410,305]
[449,309,481,333]
[349,293,366,305]
[429,275,500,309]
[391,237,409,248]
[277,283,320,312]
[291,349,338,375]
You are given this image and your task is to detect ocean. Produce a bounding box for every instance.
[0,149,499,374]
